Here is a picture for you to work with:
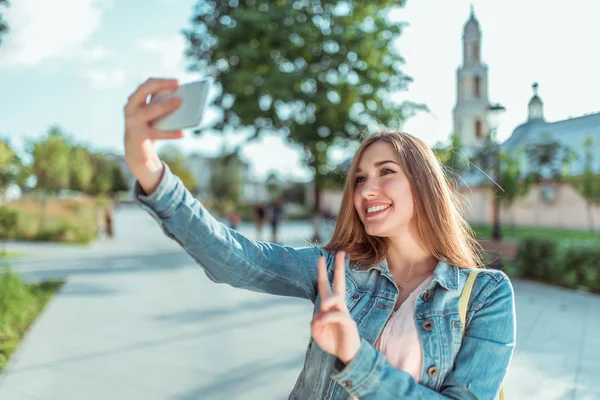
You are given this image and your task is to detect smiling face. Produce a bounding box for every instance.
[352,140,415,238]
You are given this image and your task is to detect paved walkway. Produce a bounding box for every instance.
[0,206,598,399]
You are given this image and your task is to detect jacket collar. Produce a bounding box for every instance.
[431,261,460,291]
[374,259,460,292]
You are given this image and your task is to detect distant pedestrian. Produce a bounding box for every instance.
[269,199,283,243]
[228,210,241,230]
[104,206,113,238]
[254,203,267,240]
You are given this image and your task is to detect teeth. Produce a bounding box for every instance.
[367,205,390,213]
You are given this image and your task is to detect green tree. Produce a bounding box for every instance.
[89,154,114,195]
[110,164,129,194]
[184,0,423,239]
[69,146,94,193]
[433,132,468,186]
[31,127,71,194]
[159,145,198,194]
[525,135,575,182]
[497,151,530,234]
[0,139,23,198]
[570,136,600,232]
[209,149,244,206]
[525,135,575,223]
[0,0,9,46]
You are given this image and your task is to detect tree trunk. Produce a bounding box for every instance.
[588,202,595,233]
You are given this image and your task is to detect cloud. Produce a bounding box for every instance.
[135,35,201,82]
[77,45,113,63]
[0,0,113,68]
[136,36,186,70]
[81,68,125,90]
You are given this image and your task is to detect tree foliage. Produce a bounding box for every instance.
[524,135,575,182]
[209,149,244,205]
[69,146,95,193]
[433,132,468,185]
[570,136,600,231]
[110,163,129,194]
[159,145,198,194]
[184,0,422,215]
[0,139,22,194]
[497,150,530,208]
[31,127,72,193]
[0,0,9,46]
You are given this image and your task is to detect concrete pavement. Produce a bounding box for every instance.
[0,205,598,399]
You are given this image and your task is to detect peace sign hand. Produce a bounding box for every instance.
[311,251,361,365]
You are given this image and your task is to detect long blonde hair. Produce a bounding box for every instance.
[323,131,482,270]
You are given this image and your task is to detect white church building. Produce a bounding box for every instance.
[455,8,600,231]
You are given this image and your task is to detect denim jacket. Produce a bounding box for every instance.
[134,164,516,400]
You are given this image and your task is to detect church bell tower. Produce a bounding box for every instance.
[452,6,491,152]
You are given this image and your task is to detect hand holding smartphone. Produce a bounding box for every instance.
[149,79,211,131]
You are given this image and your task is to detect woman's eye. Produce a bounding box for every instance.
[381,168,394,175]
[355,176,366,184]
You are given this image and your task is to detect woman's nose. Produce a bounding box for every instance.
[360,179,380,198]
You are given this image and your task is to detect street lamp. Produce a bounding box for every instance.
[487,103,506,241]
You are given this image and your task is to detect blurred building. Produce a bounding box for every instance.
[185,153,214,199]
[185,152,272,204]
[461,84,600,230]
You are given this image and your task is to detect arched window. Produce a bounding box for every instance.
[474,76,480,98]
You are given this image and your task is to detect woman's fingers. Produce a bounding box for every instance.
[333,251,346,295]
[319,293,348,313]
[317,256,332,300]
[141,96,182,124]
[125,78,179,114]
[148,128,184,140]
[312,311,352,327]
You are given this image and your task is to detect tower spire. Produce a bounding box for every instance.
[528,82,544,121]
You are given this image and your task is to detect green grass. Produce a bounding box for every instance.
[471,224,600,245]
[0,251,28,259]
[0,269,64,372]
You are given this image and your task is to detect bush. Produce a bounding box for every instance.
[0,269,64,372]
[517,237,600,294]
[517,238,558,281]
[0,196,102,244]
[0,207,19,240]
[560,247,600,292]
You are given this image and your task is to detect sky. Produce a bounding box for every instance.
[0,0,598,182]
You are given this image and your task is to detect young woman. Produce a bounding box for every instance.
[124,78,516,399]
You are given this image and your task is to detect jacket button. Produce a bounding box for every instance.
[422,320,434,332]
[428,366,439,377]
[453,321,460,329]
[343,380,353,388]
[423,291,432,301]
[352,294,359,299]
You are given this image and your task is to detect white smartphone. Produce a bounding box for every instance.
[149,79,211,131]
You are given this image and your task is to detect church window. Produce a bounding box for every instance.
[475,119,482,138]
[474,76,480,98]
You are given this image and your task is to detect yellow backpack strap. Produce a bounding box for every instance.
[459,269,506,400]
[459,269,481,333]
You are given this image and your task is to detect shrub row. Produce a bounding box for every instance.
[517,238,600,293]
